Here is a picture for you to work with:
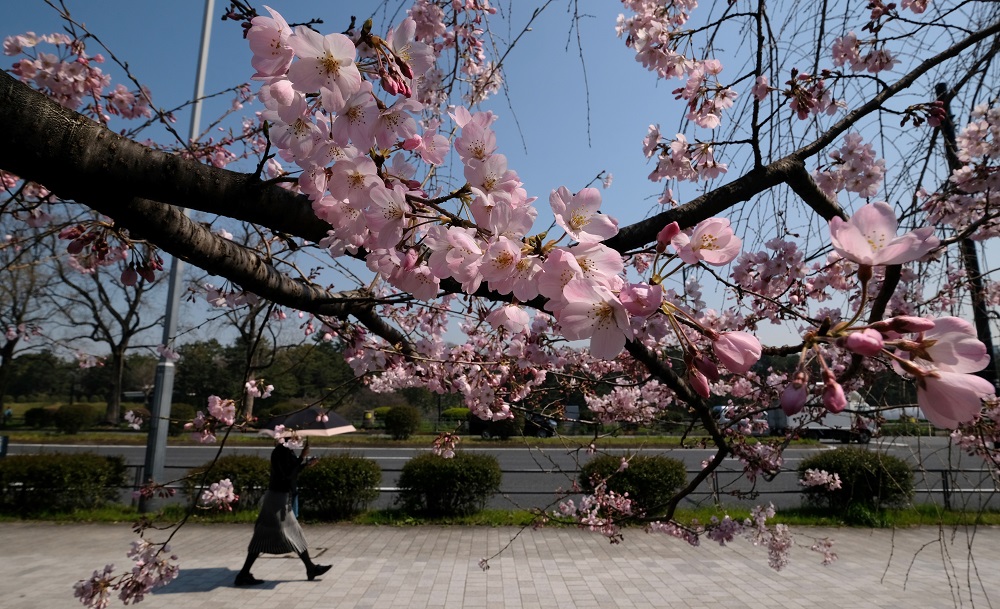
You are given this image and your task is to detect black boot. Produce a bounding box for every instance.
[234,572,264,586]
[306,564,331,581]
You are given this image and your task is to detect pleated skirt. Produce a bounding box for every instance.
[247,490,308,555]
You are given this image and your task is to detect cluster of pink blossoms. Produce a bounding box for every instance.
[644,127,727,183]
[74,541,178,609]
[198,478,239,511]
[777,202,994,431]
[5,32,151,122]
[830,32,900,74]
[646,504,796,571]
[923,103,1000,240]
[814,132,886,199]
[245,6,763,372]
[800,468,843,491]
[184,395,237,443]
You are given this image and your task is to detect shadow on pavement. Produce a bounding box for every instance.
[152,568,284,593]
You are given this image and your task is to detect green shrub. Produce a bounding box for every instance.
[55,403,97,434]
[798,447,913,512]
[184,454,270,511]
[441,407,471,421]
[384,405,421,440]
[298,454,381,519]
[168,403,197,436]
[396,452,502,517]
[579,454,687,517]
[0,453,126,515]
[23,406,57,429]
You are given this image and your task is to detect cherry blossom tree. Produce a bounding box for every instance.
[3,0,1000,604]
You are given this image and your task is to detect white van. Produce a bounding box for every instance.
[766,390,875,444]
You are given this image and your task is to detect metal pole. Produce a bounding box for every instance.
[140,0,214,512]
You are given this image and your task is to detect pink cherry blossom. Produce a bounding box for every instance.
[549,186,619,243]
[365,184,411,249]
[618,282,663,318]
[711,331,762,375]
[917,370,993,429]
[247,6,294,79]
[286,26,361,113]
[485,304,530,333]
[327,157,380,207]
[480,237,522,288]
[557,279,633,360]
[453,108,497,163]
[671,217,742,266]
[829,201,939,266]
[901,0,929,13]
[751,75,769,101]
[406,127,449,165]
[894,316,990,374]
[537,248,584,310]
[330,82,378,149]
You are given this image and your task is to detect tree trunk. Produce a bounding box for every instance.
[104,348,127,425]
[936,83,999,389]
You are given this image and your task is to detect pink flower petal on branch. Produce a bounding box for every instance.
[829,201,939,266]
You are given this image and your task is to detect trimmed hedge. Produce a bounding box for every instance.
[0,453,126,515]
[441,407,471,421]
[184,455,270,511]
[396,452,502,516]
[298,454,381,519]
[24,406,57,429]
[384,405,421,440]
[579,454,687,517]
[55,403,97,434]
[798,447,914,511]
[168,403,196,436]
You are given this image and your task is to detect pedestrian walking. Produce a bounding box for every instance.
[234,438,330,586]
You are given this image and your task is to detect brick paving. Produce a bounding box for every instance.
[1,522,997,608]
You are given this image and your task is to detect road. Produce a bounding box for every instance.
[7,435,998,512]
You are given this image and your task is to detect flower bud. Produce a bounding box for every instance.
[822,371,847,413]
[840,328,884,357]
[780,371,809,416]
[655,221,680,254]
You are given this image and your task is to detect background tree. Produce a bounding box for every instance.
[0,228,55,409]
[47,250,163,424]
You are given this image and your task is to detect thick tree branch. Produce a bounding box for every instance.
[0,71,328,243]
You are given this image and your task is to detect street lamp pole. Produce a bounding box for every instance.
[139,0,214,513]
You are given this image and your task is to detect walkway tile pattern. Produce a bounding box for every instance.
[0,522,997,608]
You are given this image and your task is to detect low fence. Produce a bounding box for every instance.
[121,464,1000,512]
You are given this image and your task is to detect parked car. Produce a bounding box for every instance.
[524,413,558,438]
[466,412,558,439]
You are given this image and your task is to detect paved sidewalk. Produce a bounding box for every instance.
[1,521,997,608]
